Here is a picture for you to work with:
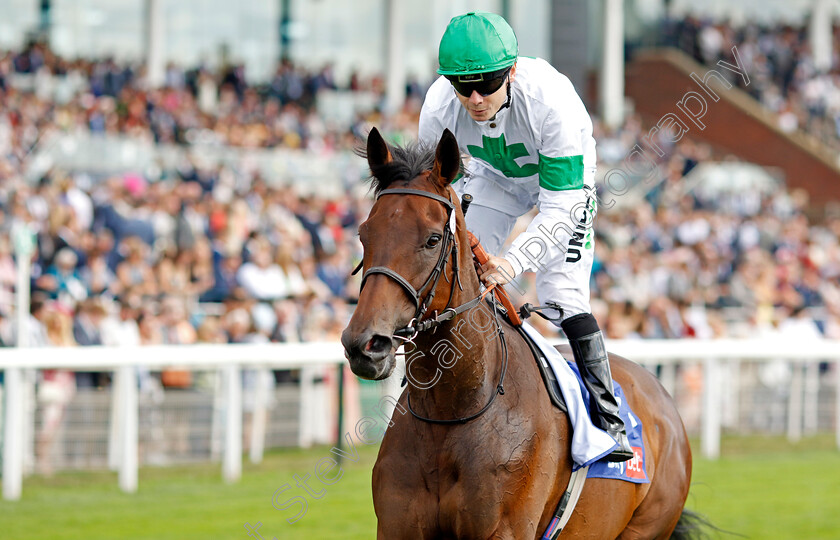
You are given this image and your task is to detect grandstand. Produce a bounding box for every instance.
[1,2,839,538]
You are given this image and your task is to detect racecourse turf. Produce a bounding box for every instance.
[1,435,838,539]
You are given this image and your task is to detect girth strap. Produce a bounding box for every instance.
[542,466,589,539]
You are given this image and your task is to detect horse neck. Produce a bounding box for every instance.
[406,230,504,418]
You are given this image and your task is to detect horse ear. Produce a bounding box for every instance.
[367,127,392,169]
[432,129,461,187]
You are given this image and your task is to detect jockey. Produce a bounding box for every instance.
[419,11,633,462]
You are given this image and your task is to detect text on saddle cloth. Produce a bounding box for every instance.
[567,360,650,484]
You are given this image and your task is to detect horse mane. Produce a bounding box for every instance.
[356,135,464,195]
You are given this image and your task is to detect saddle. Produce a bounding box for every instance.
[468,232,567,413]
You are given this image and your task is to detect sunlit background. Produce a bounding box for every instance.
[1,1,840,538]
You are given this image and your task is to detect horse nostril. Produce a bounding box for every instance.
[366,334,393,356]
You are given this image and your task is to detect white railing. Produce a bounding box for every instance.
[605,339,840,460]
[2,340,839,501]
[0,343,349,501]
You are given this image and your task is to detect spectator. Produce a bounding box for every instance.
[27,294,52,347]
[72,298,108,387]
[79,250,119,298]
[114,237,157,297]
[0,307,13,346]
[315,250,348,298]
[137,309,164,346]
[200,247,242,303]
[223,307,258,344]
[236,237,289,301]
[196,315,227,344]
[37,304,77,475]
[100,296,141,347]
[0,236,16,314]
[158,297,197,345]
[41,247,88,306]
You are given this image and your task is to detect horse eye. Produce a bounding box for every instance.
[425,234,442,249]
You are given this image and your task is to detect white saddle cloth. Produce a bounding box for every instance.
[521,322,618,468]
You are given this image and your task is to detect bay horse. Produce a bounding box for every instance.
[341,128,695,539]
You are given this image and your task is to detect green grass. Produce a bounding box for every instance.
[689,434,840,540]
[0,445,379,540]
[1,435,838,539]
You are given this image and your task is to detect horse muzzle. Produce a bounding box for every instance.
[341,328,397,380]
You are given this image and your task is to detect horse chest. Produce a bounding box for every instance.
[376,420,543,537]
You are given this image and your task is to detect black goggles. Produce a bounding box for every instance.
[446,68,510,97]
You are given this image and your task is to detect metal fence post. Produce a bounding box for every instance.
[222,363,242,483]
[118,365,138,493]
[659,362,677,398]
[21,369,35,476]
[701,357,721,459]
[297,365,315,448]
[2,367,23,500]
[335,364,345,466]
[108,367,123,471]
[722,360,740,429]
[787,363,803,443]
[803,361,819,436]
[835,363,840,451]
[249,368,271,464]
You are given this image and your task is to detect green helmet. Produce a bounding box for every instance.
[437,11,518,76]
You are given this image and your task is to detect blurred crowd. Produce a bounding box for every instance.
[0,41,423,154]
[1,26,839,400]
[503,111,840,345]
[0,43,418,383]
[661,17,840,151]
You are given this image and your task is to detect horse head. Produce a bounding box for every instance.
[341,127,469,380]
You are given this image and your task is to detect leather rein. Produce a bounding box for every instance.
[352,187,508,424]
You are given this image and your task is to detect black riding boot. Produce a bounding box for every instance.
[562,313,634,463]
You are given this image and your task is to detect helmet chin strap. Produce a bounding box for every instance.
[499,79,512,112]
[490,80,513,121]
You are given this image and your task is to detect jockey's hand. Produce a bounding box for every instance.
[479,256,516,287]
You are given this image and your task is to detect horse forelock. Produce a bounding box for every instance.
[357,139,455,195]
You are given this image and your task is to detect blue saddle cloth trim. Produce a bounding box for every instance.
[566,361,650,484]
